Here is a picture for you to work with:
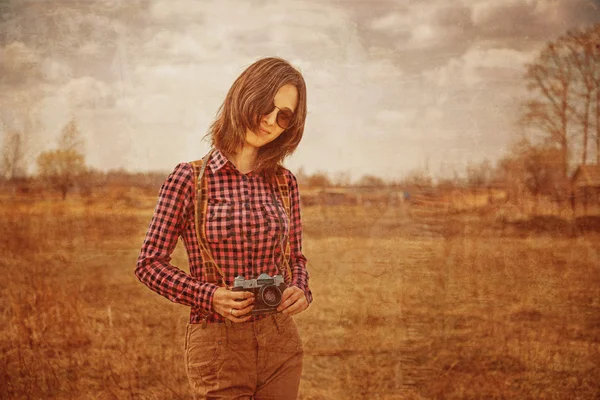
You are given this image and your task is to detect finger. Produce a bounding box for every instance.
[233,303,255,317]
[228,290,255,301]
[283,298,308,315]
[228,296,254,309]
[227,309,253,323]
[277,290,302,312]
[228,304,255,318]
[279,287,296,303]
[278,292,301,312]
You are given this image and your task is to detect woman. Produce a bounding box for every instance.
[135,57,312,399]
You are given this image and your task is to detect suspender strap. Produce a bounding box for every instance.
[273,172,293,284]
[190,149,227,287]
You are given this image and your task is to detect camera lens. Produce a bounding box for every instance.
[260,285,282,307]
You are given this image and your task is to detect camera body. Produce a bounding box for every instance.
[232,273,287,315]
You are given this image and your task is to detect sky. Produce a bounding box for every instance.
[1,0,600,182]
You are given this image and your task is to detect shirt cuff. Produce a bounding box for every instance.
[197,282,220,312]
[291,280,313,305]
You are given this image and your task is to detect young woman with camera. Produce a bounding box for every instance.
[135,57,312,399]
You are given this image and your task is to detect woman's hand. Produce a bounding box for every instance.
[212,288,255,323]
[277,286,309,316]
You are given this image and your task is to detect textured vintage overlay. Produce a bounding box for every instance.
[2,1,600,398]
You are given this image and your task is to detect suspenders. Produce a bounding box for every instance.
[190,150,224,286]
[190,150,294,288]
[271,174,293,285]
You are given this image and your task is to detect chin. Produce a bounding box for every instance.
[246,132,272,149]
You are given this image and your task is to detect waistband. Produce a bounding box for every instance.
[191,312,291,333]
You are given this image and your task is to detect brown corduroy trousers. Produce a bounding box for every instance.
[184,313,304,399]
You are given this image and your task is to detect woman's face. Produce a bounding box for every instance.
[244,84,298,150]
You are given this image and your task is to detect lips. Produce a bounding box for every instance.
[259,127,270,135]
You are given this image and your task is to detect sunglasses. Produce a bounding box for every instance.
[261,103,294,130]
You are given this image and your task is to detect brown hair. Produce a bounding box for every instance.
[207,57,307,175]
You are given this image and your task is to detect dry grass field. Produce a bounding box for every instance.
[1,191,599,399]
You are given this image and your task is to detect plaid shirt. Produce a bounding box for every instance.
[135,149,312,323]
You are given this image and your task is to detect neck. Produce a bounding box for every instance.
[229,144,258,174]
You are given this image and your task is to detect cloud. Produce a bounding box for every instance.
[470,0,554,41]
[57,76,113,109]
[148,0,207,20]
[142,30,212,60]
[143,0,356,62]
[369,11,412,35]
[0,41,41,85]
[467,0,600,45]
[366,58,404,80]
[424,47,535,88]
[40,58,72,82]
[368,3,471,49]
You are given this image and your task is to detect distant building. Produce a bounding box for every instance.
[571,164,600,210]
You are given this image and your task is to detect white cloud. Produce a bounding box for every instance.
[366,58,404,80]
[411,24,437,43]
[152,31,201,56]
[369,12,411,35]
[41,58,72,82]
[368,4,466,49]
[425,47,535,88]
[58,77,113,109]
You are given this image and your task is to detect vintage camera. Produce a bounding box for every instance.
[232,273,287,315]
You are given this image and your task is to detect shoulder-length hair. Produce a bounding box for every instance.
[207,57,307,176]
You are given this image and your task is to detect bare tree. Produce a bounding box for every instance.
[36,119,87,199]
[593,30,600,163]
[1,130,26,180]
[36,149,86,199]
[522,24,600,174]
[522,37,573,179]
[564,25,600,165]
[59,119,84,153]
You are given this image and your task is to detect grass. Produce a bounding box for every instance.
[1,194,599,399]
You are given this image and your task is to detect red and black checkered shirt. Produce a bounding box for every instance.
[135,149,312,323]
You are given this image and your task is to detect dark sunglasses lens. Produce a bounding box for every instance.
[277,110,294,129]
[261,103,275,116]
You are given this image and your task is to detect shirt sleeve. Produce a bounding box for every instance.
[134,162,218,312]
[287,170,313,304]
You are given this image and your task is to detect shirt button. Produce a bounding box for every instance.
[244,202,249,209]
[242,175,248,181]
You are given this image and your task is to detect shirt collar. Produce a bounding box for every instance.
[209,148,262,177]
[209,148,229,173]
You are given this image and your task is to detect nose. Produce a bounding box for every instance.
[263,108,277,126]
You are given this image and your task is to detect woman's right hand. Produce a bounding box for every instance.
[212,288,255,323]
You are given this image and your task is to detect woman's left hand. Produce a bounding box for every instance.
[277,286,309,315]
